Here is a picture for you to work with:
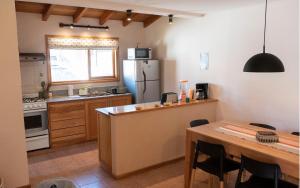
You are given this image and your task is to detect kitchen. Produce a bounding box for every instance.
[0,0,299,188]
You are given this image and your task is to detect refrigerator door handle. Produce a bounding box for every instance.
[143,70,146,94]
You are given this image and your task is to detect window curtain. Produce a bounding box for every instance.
[47,36,119,49]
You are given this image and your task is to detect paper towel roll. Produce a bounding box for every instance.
[68,85,74,96]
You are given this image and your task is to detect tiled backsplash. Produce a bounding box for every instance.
[20,60,47,94]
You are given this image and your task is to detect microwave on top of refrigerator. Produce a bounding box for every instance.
[128,48,152,60]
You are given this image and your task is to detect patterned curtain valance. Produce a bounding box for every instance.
[47,36,119,49]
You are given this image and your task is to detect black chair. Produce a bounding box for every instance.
[235,155,298,188]
[291,132,299,136]
[191,140,240,188]
[190,119,209,127]
[249,123,276,130]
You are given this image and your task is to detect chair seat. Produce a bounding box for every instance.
[237,176,298,188]
[196,157,240,178]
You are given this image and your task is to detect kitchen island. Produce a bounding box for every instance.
[96,99,218,178]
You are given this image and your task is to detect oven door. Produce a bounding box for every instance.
[24,109,48,138]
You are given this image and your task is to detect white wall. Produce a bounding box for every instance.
[16,12,146,93]
[145,0,299,131]
[0,1,29,188]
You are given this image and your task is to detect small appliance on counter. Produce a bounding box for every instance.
[110,87,127,94]
[196,83,209,100]
[160,92,178,104]
[79,87,89,96]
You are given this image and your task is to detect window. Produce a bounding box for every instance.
[47,36,119,85]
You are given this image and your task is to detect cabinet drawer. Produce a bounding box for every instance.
[51,126,86,138]
[49,101,85,121]
[51,133,86,147]
[51,118,85,130]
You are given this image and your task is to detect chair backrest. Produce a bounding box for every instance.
[292,132,300,136]
[190,119,209,127]
[196,140,225,158]
[236,155,281,188]
[195,140,225,180]
[249,123,276,130]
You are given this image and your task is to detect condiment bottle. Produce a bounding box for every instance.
[179,80,188,102]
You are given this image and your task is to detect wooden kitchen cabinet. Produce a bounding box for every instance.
[48,95,132,147]
[109,95,132,107]
[86,98,108,140]
[48,101,86,147]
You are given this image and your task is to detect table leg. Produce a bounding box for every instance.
[184,130,195,188]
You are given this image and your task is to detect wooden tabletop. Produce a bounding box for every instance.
[96,98,218,116]
[184,121,299,188]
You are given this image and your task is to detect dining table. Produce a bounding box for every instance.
[184,121,300,188]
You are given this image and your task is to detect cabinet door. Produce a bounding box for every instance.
[48,101,85,121]
[109,95,132,107]
[86,98,108,140]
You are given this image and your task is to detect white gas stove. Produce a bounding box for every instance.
[23,94,49,151]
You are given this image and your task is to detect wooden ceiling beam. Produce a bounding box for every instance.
[99,10,114,25]
[143,15,161,28]
[122,13,139,27]
[42,4,55,21]
[73,7,88,23]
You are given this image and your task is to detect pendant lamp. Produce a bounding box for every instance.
[243,0,284,72]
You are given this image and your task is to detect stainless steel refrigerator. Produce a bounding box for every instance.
[123,60,160,104]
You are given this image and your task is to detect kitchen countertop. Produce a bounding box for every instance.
[96,98,218,116]
[47,93,132,103]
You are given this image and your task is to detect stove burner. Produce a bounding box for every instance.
[23,97,45,103]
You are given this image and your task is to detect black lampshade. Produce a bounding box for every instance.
[243,0,285,73]
[243,52,285,72]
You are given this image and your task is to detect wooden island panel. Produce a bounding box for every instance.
[98,113,112,172]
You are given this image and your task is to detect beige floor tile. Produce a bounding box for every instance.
[28,141,238,188]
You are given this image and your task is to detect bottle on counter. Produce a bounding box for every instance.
[188,88,194,100]
[179,80,188,103]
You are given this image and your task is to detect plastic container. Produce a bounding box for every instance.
[36,178,78,188]
[179,80,188,102]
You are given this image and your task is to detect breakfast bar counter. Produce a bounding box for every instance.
[97,98,218,116]
[96,99,218,178]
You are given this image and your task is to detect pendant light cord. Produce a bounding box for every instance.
[263,0,268,53]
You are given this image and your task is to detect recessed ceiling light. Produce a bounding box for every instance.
[168,14,173,24]
[126,9,132,21]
